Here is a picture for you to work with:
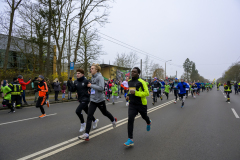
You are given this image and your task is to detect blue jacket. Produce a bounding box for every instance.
[195,82,201,89]
[176,82,189,94]
[161,81,165,88]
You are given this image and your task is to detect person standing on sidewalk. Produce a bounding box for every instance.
[124,67,151,146]
[9,78,23,109]
[33,77,39,103]
[53,78,61,101]
[1,80,15,113]
[18,75,31,105]
[67,77,73,100]
[70,68,99,132]
[78,63,117,141]
[62,83,67,100]
[36,75,49,118]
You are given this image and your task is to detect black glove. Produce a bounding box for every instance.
[36,88,41,91]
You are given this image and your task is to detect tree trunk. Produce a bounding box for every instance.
[46,0,52,77]
[3,5,15,71]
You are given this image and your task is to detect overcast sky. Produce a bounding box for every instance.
[98,0,240,80]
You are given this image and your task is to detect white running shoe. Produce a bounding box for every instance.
[126,102,129,107]
[92,119,99,129]
[194,96,196,98]
[78,133,89,141]
[112,117,117,128]
[79,123,86,132]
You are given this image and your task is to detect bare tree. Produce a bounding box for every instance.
[76,28,104,78]
[151,63,164,79]
[3,0,23,71]
[143,55,153,78]
[72,0,111,71]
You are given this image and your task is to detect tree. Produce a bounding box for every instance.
[76,28,103,79]
[143,55,153,78]
[183,58,193,81]
[3,0,23,71]
[151,63,164,79]
[72,0,111,73]
[113,52,139,69]
[190,62,199,81]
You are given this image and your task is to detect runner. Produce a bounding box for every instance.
[124,67,151,146]
[176,78,189,108]
[224,81,232,103]
[201,81,205,92]
[1,80,14,113]
[173,78,179,103]
[164,82,171,100]
[79,63,117,141]
[160,79,165,96]
[217,82,221,91]
[205,82,210,92]
[185,79,190,98]
[192,82,197,98]
[111,82,118,105]
[121,77,129,106]
[234,82,238,95]
[195,80,201,95]
[158,79,163,100]
[36,75,49,118]
[70,69,99,132]
[151,77,161,105]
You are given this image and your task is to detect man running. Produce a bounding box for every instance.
[151,77,161,105]
[121,77,129,106]
[124,67,151,146]
[36,75,49,118]
[201,81,205,92]
[70,69,99,132]
[185,79,190,98]
[79,63,117,141]
[173,78,179,103]
[176,78,189,108]
[195,80,201,95]
[224,81,232,103]
[160,79,165,97]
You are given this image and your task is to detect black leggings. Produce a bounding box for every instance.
[165,93,169,99]
[76,101,96,124]
[85,101,114,134]
[128,104,150,139]
[55,91,59,100]
[174,90,178,100]
[153,92,158,103]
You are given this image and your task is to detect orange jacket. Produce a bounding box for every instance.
[38,81,48,97]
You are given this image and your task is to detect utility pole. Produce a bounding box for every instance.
[165,60,172,80]
[68,24,71,78]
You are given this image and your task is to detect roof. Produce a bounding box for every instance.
[100,64,131,70]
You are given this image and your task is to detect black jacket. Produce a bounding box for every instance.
[70,76,90,102]
[67,80,73,89]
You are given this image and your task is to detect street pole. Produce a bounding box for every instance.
[68,24,71,79]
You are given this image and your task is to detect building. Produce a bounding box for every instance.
[0,34,54,73]
[100,64,131,81]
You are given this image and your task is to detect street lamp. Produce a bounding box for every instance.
[165,60,172,80]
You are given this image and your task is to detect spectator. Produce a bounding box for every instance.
[1,80,14,113]
[67,77,73,100]
[33,77,39,103]
[1,80,5,107]
[18,75,31,105]
[45,79,51,102]
[62,83,67,100]
[53,78,61,101]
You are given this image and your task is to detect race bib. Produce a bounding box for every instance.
[153,88,158,92]
[91,89,96,94]
[186,88,189,90]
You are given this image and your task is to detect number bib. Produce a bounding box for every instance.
[91,89,96,94]
[153,88,158,92]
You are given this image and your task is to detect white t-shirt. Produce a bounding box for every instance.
[122,81,129,88]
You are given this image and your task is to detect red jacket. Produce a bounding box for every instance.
[18,78,31,90]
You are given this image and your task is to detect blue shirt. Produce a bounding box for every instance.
[195,82,201,89]
[176,82,189,94]
[161,81,165,88]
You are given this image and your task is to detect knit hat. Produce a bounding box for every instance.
[39,75,44,79]
[18,75,23,79]
[13,77,18,81]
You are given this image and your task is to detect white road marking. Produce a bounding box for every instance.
[18,100,174,160]
[0,113,57,126]
[231,108,239,118]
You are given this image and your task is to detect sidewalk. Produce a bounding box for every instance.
[0,94,78,110]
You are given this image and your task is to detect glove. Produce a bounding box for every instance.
[36,88,41,91]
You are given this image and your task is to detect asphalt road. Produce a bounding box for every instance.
[1,87,240,160]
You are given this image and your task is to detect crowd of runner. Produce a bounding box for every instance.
[1,63,240,146]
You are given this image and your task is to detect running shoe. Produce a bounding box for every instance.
[124,138,134,146]
[92,119,99,129]
[39,114,46,118]
[78,133,89,141]
[46,101,50,108]
[146,120,152,131]
[160,97,163,101]
[174,101,176,104]
[181,102,184,108]
[79,123,86,132]
[8,111,15,113]
[152,102,155,105]
[112,117,117,128]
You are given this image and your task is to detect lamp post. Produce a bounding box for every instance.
[165,60,172,80]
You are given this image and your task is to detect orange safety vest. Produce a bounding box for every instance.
[38,81,48,97]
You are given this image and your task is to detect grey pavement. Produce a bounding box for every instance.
[1,87,240,160]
